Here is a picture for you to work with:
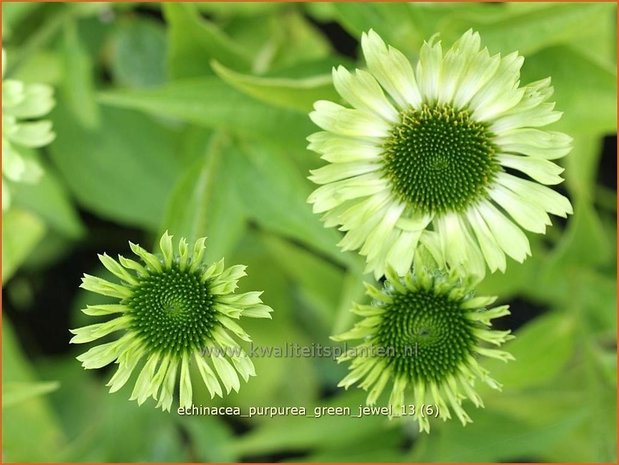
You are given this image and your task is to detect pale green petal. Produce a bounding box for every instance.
[178,238,189,270]
[361,29,422,109]
[81,304,129,316]
[310,100,390,138]
[332,66,399,122]
[496,172,573,217]
[159,231,174,268]
[498,154,564,185]
[476,201,530,262]
[6,121,55,148]
[194,352,223,398]
[179,355,193,409]
[80,274,132,299]
[70,315,131,344]
[211,355,240,393]
[130,354,161,405]
[189,237,207,272]
[98,253,138,285]
[129,242,162,273]
[156,360,178,412]
[489,184,551,234]
[307,131,383,163]
[416,36,443,103]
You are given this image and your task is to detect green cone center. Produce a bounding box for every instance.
[382,104,498,214]
[376,288,476,383]
[125,265,216,355]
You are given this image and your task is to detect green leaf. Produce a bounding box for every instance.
[61,18,100,128]
[98,77,314,154]
[49,104,181,230]
[230,390,389,457]
[11,153,84,239]
[442,3,615,56]
[163,3,251,79]
[212,61,337,113]
[110,17,167,88]
[179,416,237,462]
[411,404,586,462]
[2,318,66,461]
[223,8,332,73]
[3,381,60,407]
[521,45,617,135]
[160,131,246,262]
[261,233,345,331]
[2,208,46,283]
[331,3,424,53]
[232,140,350,267]
[482,312,575,391]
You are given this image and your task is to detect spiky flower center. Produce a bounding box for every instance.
[376,288,476,383]
[382,104,498,214]
[124,265,216,355]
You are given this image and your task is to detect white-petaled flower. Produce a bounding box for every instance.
[308,30,572,278]
[333,246,513,433]
[2,49,55,210]
[70,232,273,411]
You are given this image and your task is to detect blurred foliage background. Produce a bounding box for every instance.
[1,2,617,462]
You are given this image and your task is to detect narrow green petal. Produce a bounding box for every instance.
[159,231,174,268]
[179,355,193,409]
[99,253,138,286]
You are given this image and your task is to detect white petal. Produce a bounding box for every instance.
[438,30,481,104]
[488,184,550,233]
[496,172,572,217]
[470,52,524,121]
[452,50,501,109]
[332,66,399,122]
[308,173,388,213]
[307,131,383,163]
[361,29,422,109]
[309,161,380,184]
[310,100,391,138]
[476,201,530,262]
[498,154,564,185]
[466,208,506,273]
[416,37,443,103]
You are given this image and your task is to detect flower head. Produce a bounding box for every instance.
[333,247,513,432]
[70,232,273,411]
[308,30,572,278]
[2,49,55,210]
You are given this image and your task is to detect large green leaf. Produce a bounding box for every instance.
[482,312,575,392]
[442,3,614,56]
[212,61,337,113]
[3,381,60,408]
[261,233,345,331]
[11,153,84,239]
[2,208,46,284]
[62,18,100,128]
[98,78,314,154]
[163,3,251,79]
[232,140,349,268]
[521,46,617,135]
[160,130,246,262]
[49,104,181,230]
[110,17,167,88]
[2,318,66,461]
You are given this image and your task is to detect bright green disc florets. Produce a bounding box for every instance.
[382,104,498,214]
[377,288,476,383]
[125,265,216,355]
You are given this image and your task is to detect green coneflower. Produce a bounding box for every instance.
[70,232,273,411]
[2,49,55,210]
[333,246,513,433]
[308,29,572,278]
